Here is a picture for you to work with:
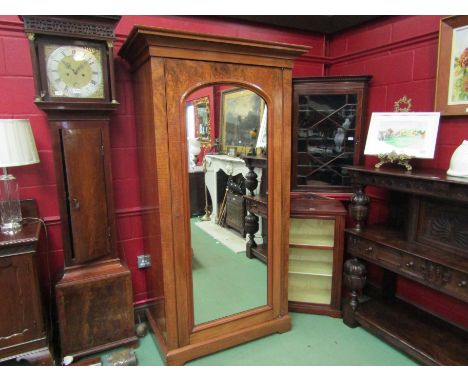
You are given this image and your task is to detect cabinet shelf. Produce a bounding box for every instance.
[289,243,334,250]
[288,272,332,304]
[346,225,468,275]
[355,297,468,365]
[288,197,346,316]
[289,236,334,247]
[289,259,333,276]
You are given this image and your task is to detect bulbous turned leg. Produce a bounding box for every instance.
[244,165,258,196]
[244,212,259,259]
[348,185,369,232]
[342,258,367,328]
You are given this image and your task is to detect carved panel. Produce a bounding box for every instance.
[417,199,468,257]
[350,172,468,203]
[23,16,116,39]
[420,262,452,286]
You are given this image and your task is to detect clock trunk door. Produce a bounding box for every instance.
[61,126,111,264]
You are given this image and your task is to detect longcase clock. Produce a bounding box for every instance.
[23,15,136,359]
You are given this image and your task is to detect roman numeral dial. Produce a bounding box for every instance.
[45,45,104,99]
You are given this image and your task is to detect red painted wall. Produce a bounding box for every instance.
[0,16,324,307]
[1,15,466,327]
[327,15,468,328]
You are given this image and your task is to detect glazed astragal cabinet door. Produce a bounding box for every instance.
[291,76,371,193]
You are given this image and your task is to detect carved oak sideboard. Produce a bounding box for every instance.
[343,166,468,365]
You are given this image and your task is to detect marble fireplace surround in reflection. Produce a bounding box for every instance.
[203,154,263,240]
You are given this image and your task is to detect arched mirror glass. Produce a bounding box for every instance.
[185,85,268,326]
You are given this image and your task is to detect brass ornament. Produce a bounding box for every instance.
[375,151,413,171]
[373,96,414,171]
[394,96,412,112]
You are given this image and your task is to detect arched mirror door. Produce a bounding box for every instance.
[184,85,269,326]
[119,25,308,364]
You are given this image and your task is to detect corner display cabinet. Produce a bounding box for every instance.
[119,26,308,365]
[291,76,371,193]
[23,16,136,359]
[288,195,346,317]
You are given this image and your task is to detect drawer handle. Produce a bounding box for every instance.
[364,246,373,253]
[405,261,414,268]
[458,281,467,288]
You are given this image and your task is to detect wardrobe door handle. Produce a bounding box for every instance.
[71,197,80,210]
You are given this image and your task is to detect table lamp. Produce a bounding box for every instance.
[0,119,40,234]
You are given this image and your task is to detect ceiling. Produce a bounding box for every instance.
[226,16,382,35]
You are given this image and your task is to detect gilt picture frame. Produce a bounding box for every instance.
[435,15,468,116]
[193,96,211,146]
[220,88,266,154]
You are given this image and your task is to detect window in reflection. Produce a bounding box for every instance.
[186,85,268,325]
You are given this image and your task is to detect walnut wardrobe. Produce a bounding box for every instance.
[120,27,308,365]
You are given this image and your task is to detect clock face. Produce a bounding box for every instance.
[45,44,105,99]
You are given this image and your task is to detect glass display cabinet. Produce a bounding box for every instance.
[288,195,346,317]
[291,76,371,193]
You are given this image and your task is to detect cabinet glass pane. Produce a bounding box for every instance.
[288,273,332,304]
[289,218,334,247]
[288,248,333,304]
[289,247,333,276]
[296,93,357,187]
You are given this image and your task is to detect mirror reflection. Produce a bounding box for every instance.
[185,85,268,325]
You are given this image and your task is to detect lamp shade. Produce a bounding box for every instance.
[0,119,40,168]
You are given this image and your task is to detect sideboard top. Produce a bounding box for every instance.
[345,165,468,203]
[345,166,468,186]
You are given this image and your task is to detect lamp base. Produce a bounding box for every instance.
[1,220,22,235]
[0,171,22,234]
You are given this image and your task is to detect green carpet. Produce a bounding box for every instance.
[130,312,418,365]
[191,218,267,324]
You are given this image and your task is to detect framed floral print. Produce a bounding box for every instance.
[435,15,468,116]
[364,112,440,159]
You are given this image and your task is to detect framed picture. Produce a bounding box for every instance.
[220,88,266,153]
[364,112,440,159]
[435,15,468,116]
[227,146,237,157]
[193,96,211,146]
